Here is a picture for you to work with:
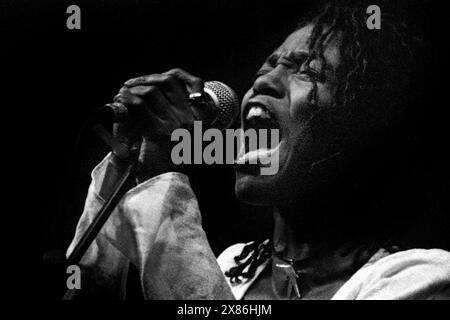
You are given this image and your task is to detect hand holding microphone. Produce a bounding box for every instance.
[107,68,238,181]
[60,69,239,282]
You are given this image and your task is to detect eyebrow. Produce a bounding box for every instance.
[267,50,336,74]
[267,50,309,65]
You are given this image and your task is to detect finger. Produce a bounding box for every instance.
[114,89,158,126]
[124,69,204,96]
[118,86,128,94]
[115,87,193,135]
[114,89,144,109]
[123,85,172,116]
[149,115,181,136]
[129,85,195,128]
[115,86,166,115]
[164,68,204,95]
[125,75,188,109]
[124,75,150,87]
[124,73,184,94]
[141,85,175,117]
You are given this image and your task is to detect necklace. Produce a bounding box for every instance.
[270,244,353,300]
[272,255,302,300]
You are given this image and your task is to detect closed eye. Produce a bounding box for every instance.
[297,68,326,82]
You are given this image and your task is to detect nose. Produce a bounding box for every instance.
[252,66,285,99]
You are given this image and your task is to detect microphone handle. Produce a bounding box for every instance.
[63,156,136,300]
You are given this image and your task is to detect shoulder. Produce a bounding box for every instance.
[333,248,450,300]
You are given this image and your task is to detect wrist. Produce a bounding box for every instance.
[110,151,132,170]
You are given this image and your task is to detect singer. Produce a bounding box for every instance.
[66,2,450,299]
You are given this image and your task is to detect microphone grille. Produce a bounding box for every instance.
[204,81,239,129]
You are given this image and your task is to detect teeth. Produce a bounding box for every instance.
[246,106,271,120]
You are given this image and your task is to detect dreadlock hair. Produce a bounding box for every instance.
[225,240,272,284]
[225,1,424,283]
[302,1,422,149]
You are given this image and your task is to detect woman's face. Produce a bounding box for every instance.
[235,24,345,206]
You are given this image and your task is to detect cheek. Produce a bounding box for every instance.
[289,81,316,121]
[289,82,336,121]
[316,83,336,106]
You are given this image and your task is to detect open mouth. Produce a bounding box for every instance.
[243,102,280,135]
[235,101,283,171]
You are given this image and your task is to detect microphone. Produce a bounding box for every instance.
[98,81,240,130]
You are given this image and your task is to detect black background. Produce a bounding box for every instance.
[2,0,448,300]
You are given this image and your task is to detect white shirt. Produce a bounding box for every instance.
[67,154,450,299]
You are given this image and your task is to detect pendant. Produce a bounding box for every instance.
[275,260,301,299]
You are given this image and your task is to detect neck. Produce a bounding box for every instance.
[271,205,344,262]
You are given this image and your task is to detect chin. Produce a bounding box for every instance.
[234,140,303,206]
[234,164,304,206]
[235,172,277,206]
[234,146,324,208]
